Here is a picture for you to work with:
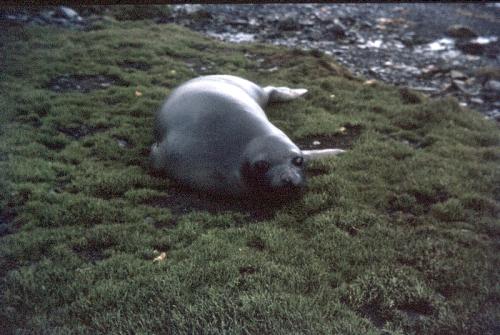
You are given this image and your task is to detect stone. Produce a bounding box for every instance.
[55,6,79,19]
[40,11,55,22]
[452,80,480,96]
[32,17,47,25]
[456,41,485,55]
[450,70,467,80]
[117,139,129,148]
[325,21,347,39]
[446,25,478,39]
[420,64,440,77]
[409,86,439,93]
[300,19,315,27]
[229,18,247,26]
[485,109,500,121]
[485,80,500,92]
[278,16,300,31]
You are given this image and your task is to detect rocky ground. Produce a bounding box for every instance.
[2,4,499,120]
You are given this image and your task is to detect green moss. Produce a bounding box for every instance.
[0,18,498,335]
[431,198,467,222]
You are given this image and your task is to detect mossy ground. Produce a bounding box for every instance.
[0,17,499,335]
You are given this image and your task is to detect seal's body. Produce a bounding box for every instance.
[151,75,343,197]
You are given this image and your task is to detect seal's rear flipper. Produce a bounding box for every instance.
[303,148,346,161]
[264,86,308,103]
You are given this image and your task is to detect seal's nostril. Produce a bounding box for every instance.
[281,173,299,187]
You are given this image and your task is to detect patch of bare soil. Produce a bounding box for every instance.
[46,74,126,93]
[147,183,301,223]
[295,124,362,150]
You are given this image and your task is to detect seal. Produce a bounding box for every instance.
[151,75,344,197]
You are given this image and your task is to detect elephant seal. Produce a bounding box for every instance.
[151,75,344,198]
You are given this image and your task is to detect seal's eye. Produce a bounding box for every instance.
[254,160,270,173]
[292,156,304,167]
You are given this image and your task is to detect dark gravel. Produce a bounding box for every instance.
[2,4,499,120]
[165,3,500,121]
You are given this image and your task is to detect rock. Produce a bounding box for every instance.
[179,4,204,15]
[264,14,280,23]
[452,80,480,96]
[52,17,70,26]
[450,70,467,80]
[300,19,315,27]
[117,139,129,148]
[309,30,322,41]
[326,21,347,39]
[32,17,47,25]
[484,79,500,92]
[485,109,500,121]
[470,98,484,105]
[55,6,80,20]
[229,18,247,26]
[446,25,478,39]
[456,40,485,55]
[399,31,418,47]
[420,64,440,78]
[278,16,300,31]
[40,10,55,22]
[408,86,439,93]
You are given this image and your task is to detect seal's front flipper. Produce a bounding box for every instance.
[264,86,308,103]
[150,142,164,171]
[302,148,346,161]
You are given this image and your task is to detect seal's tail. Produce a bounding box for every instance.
[264,86,308,103]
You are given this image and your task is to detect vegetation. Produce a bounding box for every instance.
[0,17,498,335]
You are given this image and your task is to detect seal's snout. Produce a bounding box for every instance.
[280,170,303,188]
[272,166,305,195]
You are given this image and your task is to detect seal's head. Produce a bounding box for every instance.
[241,135,306,197]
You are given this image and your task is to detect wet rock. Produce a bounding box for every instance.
[229,18,248,26]
[456,40,485,55]
[446,25,478,39]
[55,6,81,21]
[399,31,418,47]
[39,10,55,22]
[451,80,480,96]
[470,97,484,105]
[264,14,280,23]
[300,18,315,27]
[485,109,500,121]
[278,16,300,31]
[324,21,347,40]
[47,74,126,93]
[117,139,130,148]
[178,4,204,15]
[420,64,441,78]
[408,86,439,94]
[484,79,500,92]
[450,70,467,80]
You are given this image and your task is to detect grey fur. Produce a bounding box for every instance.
[151,75,342,197]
